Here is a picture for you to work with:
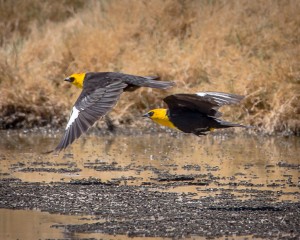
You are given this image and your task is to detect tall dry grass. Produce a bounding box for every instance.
[0,0,299,134]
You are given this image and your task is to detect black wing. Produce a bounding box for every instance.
[164,92,244,117]
[106,72,175,90]
[55,80,127,152]
[84,72,174,91]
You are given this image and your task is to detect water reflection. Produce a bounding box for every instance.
[0,131,298,198]
[0,131,299,239]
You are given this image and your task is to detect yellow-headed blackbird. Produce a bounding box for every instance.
[55,72,174,152]
[143,92,247,136]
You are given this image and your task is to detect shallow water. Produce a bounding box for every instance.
[0,131,299,239]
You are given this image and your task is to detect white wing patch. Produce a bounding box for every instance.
[66,106,80,130]
[196,92,207,97]
[196,92,232,98]
[196,92,240,105]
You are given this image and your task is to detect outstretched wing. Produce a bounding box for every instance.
[55,80,127,152]
[164,92,244,117]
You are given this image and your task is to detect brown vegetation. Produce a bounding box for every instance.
[0,0,299,135]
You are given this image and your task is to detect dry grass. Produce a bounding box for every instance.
[0,0,299,134]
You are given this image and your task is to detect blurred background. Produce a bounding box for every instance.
[0,0,299,135]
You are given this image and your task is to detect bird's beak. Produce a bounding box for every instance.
[142,112,150,118]
[64,77,72,82]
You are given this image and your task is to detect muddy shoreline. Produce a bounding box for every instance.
[0,131,299,239]
[0,177,299,239]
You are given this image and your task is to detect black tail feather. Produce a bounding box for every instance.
[217,120,251,129]
[142,79,175,89]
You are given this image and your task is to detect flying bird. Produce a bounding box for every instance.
[55,72,174,152]
[143,92,247,136]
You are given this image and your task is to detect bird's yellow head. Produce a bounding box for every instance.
[64,73,86,89]
[142,109,177,129]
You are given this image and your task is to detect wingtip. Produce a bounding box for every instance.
[145,76,160,80]
[41,148,61,156]
[42,149,54,154]
[53,143,66,154]
[242,125,256,130]
[169,81,176,87]
[160,81,176,89]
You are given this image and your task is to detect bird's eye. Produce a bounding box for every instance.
[148,111,154,117]
[69,77,75,82]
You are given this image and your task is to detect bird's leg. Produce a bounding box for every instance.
[105,115,116,133]
[193,128,208,136]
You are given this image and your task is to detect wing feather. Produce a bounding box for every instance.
[55,80,127,152]
[164,92,244,117]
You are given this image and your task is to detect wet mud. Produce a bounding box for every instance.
[1,178,299,239]
[0,130,299,239]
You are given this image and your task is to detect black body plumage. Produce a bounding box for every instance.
[164,92,246,136]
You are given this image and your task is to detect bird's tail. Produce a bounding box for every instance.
[142,76,175,89]
[216,120,252,129]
